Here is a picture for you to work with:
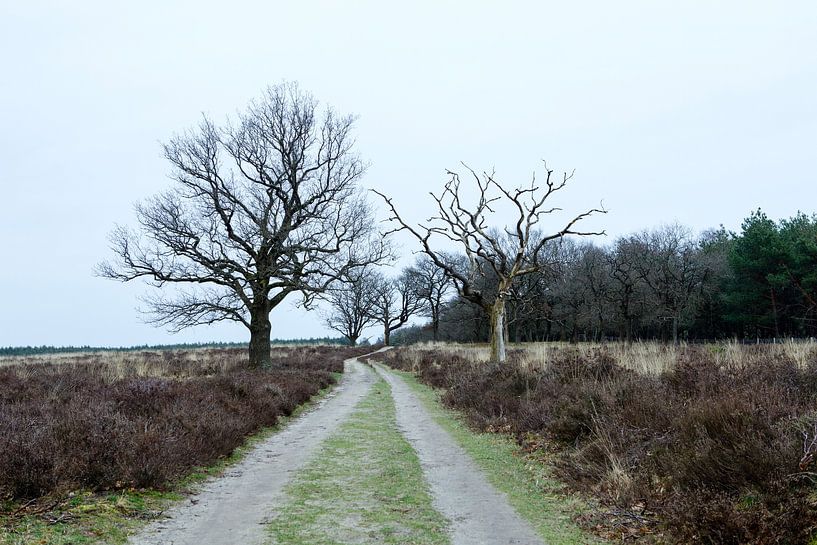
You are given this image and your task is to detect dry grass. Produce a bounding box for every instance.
[0,345,352,381]
[400,339,817,374]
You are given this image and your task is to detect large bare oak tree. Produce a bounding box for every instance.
[99,83,388,368]
[376,163,604,362]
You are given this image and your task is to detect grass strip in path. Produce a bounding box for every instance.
[388,368,605,545]
[266,376,450,545]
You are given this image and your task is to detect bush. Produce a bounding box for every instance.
[0,345,372,500]
[380,345,817,544]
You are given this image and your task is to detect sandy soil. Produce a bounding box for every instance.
[374,363,545,545]
[127,353,380,545]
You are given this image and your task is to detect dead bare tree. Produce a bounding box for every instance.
[375,163,605,362]
[98,82,389,368]
[369,270,424,346]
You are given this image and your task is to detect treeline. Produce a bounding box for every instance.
[0,337,351,356]
[392,209,817,344]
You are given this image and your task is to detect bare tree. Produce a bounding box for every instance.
[369,270,424,345]
[406,255,451,341]
[376,163,604,362]
[575,243,614,341]
[322,272,378,346]
[98,82,388,368]
[606,238,649,343]
[550,239,595,342]
[630,223,708,344]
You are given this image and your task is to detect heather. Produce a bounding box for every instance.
[380,342,817,544]
[0,345,369,500]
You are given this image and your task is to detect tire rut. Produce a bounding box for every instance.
[373,362,546,545]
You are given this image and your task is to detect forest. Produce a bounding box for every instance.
[390,209,817,345]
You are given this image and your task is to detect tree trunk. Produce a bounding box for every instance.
[672,314,679,345]
[383,325,391,346]
[770,288,780,338]
[248,311,272,369]
[545,312,553,341]
[432,317,439,341]
[489,298,507,363]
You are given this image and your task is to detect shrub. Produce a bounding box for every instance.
[0,345,372,500]
[380,345,817,543]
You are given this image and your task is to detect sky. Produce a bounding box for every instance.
[1,1,815,347]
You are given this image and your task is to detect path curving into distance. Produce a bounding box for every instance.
[373,362,545,545]
[128,349,547,545]
[127,351,382,545]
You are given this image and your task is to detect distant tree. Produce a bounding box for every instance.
[438,296,490,342]
[725,210,789,337]
[406,256,452,342]
[550,240,595,342]
[574,242,613,341]
[726,210,817,338]
[369,269,424,346]
[630,224,709,344]
[322,272,378,346]
[389,324,428,345]
[692,227,733,338]
[376,163,604,362]
[605,237,651,342]
[779,213,817,334]
[99,82,388,368]
[506,264,550,342]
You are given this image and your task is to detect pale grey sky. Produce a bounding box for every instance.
[1,1,815,346]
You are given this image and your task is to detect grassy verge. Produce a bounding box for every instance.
[389,368,605,545]
[0,376,342,545]
[266,376,450,545]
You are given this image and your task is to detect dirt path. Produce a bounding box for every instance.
[373,363,546,545]
[128,350,548,545]
[127,353,380,545]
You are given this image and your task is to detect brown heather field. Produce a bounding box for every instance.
[380,340,817,544]
[0,345,371,501]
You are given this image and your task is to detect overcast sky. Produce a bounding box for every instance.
[1,1,815,347]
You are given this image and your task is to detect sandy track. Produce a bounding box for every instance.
[374,363,545,545]
[127,353,380,545]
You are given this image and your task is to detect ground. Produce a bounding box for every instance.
[122,350,598,545]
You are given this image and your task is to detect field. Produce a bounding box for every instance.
[379,340,817,544]
[4,341,817,544]
[0,345,371,542]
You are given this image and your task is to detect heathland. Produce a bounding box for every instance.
[3,341,816,544]
[380,340,817,544]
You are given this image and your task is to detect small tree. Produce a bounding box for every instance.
[369,270,424,346]
[99,83,388,368]
[376,163,604,362]
[406,256,451,341]
[322,272,378,346]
